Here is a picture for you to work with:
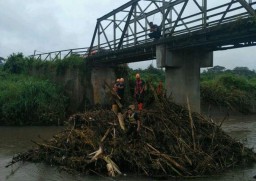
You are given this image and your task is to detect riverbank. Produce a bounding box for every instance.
[201,102,256,121]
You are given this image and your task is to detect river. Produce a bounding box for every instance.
[1,114,256,181]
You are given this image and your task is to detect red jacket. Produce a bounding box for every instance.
[135,79,145,95]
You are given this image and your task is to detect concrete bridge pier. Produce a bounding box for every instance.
[156,46,213,112]
[91,67,116,105]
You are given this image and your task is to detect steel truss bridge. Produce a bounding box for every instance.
[32,0,256,65]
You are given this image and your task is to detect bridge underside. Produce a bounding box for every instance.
[86,17,256,66]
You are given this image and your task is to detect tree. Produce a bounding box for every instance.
[0,57,5,65]
[207,65,226,73]
[232,67,255,76]
[3,53,27,74]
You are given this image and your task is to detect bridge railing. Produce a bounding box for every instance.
[31,0,256,61]
[29,47,89,61]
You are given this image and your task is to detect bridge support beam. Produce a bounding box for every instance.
[91,67,116,105]
[156,46,213,112]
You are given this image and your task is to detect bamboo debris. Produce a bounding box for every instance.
[103,156,122,176]
[117,113,125,131]
[6,99,256,178]
[187,96,196,151]
[89,146,103,161]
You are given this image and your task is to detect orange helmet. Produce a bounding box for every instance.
[135,73,140,79]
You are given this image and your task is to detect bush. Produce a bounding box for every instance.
[3,53,29,74]
[201,74,256,113]
[0,74,67,125]
[218,74,254,91]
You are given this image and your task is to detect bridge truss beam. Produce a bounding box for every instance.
[31,0,256,62]
[88,0,256,56]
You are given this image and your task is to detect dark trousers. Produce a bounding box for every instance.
[135,93,144,104]
[148,31,161,39]
[126,125,138,139]
[118,93,124,105]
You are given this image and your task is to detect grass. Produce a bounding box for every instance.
[0,73,67,125]
[201,74,256,114]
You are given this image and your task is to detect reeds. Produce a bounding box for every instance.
[0,74,67,125]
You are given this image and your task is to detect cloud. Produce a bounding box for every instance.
[0,0,255,70]
[215,47,256,70]
[0,0,64,55]
[0,0,130,57]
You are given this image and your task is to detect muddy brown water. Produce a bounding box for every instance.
[1,114,256,181]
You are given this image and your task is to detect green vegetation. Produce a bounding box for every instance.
[31,55,86,76]
[0,73,67,125]
[201,66,256,113]
[127,64,164,93]
[3,53,31,74]
[0,53,69,126]
[114,64,165,105]
[128,64,165,85]
[3,53,86,76]
[118,64,256,114]
[2,51,256,126]
[127,64,165,105]
[125,64,256,114]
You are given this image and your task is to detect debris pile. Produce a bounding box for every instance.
[7,98,256,178]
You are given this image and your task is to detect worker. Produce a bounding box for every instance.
[148,22,161,40]
[113,78,120,93]
[117,78,125,105]
[124,105,141,140]
[134,73,145,111]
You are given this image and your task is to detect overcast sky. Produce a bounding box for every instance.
[1,0,256,70]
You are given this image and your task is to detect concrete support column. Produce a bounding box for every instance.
[165,56,201,112]
[91,67,116,105]
[156,46,213,112]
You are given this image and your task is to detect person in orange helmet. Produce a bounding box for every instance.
[134,73,145,111]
